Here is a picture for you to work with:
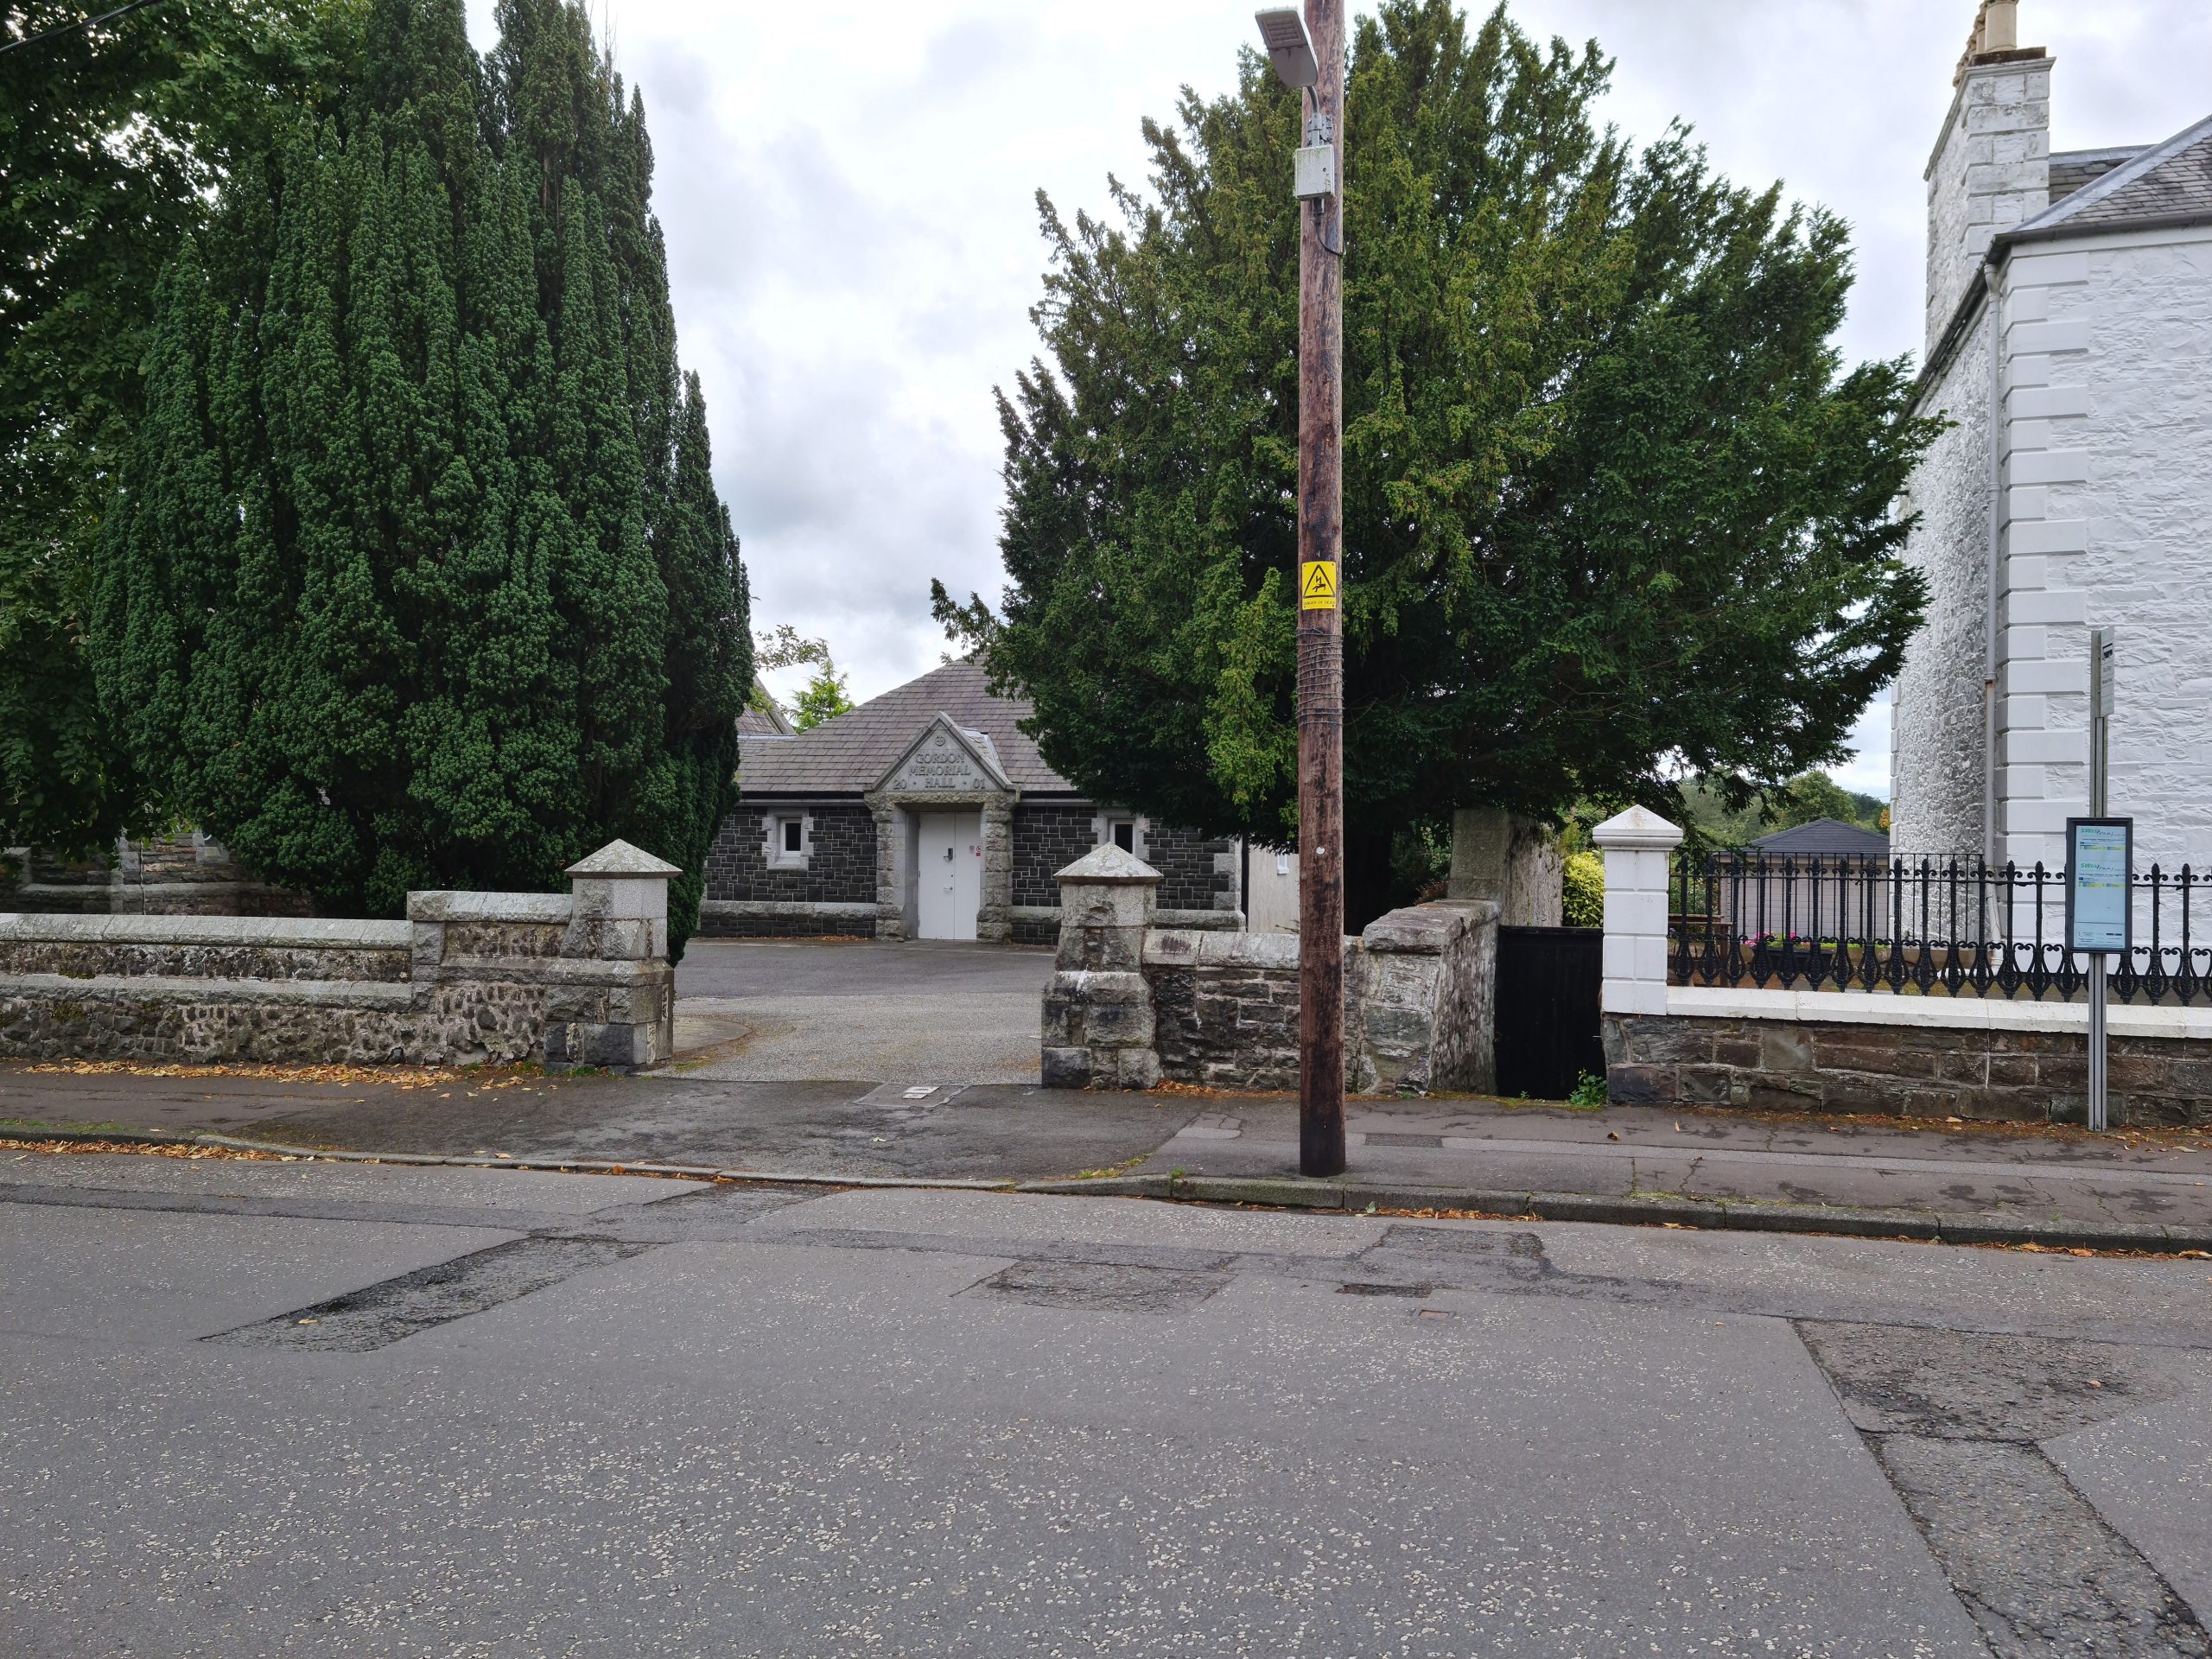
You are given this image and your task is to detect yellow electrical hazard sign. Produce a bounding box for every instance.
[1300,561,1338,610]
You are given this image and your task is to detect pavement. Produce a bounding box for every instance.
[671,938,1052,1084]
[9,1060,2212,1250]
[5,1154,2212,1655]
[7,939,2212,1252]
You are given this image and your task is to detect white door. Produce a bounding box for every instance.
[916,810,982,940]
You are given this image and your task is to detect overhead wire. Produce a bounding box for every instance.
[1,0,174,59]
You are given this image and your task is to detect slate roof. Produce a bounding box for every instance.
[2012,113,2212,243]
[735,682,796,739]
[1749,818,1891,858]
[736,660,1077,797]
[2049,147,2145,206]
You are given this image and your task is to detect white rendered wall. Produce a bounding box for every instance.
[1998,226,2212,874]
[1924,59,2052,360]
[1891,314,1993,860]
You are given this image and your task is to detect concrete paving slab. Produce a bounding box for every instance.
[1533,1220,2212,1346]
[0,1151,693,1214]
[0,1205,515,1342]
[742,1185,1393,1257]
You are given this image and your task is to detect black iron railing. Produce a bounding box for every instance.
[1670,853,2212,1005]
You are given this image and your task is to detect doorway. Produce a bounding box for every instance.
[916,810,983,940]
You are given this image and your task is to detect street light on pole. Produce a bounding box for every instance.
[1255,3,1345,1179]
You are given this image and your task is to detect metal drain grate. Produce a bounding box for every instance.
[1363,1132,1445,1148]
[204,1236,652,1352]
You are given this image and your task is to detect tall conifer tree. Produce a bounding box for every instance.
[98,0,747,946]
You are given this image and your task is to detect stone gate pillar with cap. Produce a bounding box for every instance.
[544,839,680,1071]
[1041,845,1161,1089]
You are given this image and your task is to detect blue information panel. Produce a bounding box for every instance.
[2067,818,2133,957]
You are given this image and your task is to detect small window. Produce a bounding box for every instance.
[783,818,804,855]
[1112,821,1135,853]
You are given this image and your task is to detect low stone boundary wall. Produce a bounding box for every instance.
[1040,846,1496,1095]
[1605,990,2212,1128]
[0,842,680,1071]
[3,834,314,917]
[1593,806,2212,1128]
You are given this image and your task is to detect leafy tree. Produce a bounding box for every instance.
[939,0,1936,925]
[791,668,855,734]
[95,0,748,949]
[753,625,855,732]
[1,0,356,857]
[1675,768,1886,849]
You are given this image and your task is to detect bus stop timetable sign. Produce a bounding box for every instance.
[2067,817,2133,957]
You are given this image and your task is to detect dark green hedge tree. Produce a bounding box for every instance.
[1,0,355,857]
[96,0,748,946]
[944,0,1936,923]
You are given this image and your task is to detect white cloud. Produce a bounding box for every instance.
[467,1,2212,779]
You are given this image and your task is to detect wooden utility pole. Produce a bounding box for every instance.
[1295,0,1346,1178]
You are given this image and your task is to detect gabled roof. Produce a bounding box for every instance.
[1750,818,1891,858]
[736,660,1077,796]
[874,711,1015,794]
[737,685,796,739]
[2010,113,2212,244]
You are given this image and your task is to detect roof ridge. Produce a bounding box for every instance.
[2020,110,2212,234]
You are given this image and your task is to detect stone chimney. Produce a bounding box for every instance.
[1925,1,2050,358]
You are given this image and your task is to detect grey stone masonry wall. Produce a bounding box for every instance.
[703,804,876,906]
[1040,846,1161,1090]
[1146,904,1497,1094]
[1014,804,1096,908]
[1604,1011,2212,1129]
[1146,823,1238,914]
[0,842,678,1071]
[699,804,879,938]
[1044,849,1497,1094]
[5,834,315,918]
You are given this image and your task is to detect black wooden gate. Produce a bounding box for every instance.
[1493,926,1604,1101]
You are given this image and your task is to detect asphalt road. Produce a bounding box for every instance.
[5,1150,2212,1656]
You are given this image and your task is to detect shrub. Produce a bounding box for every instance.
[1563,850,1605,928]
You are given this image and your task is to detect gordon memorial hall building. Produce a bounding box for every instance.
[702,662,1245,945]
[1889,0,2212,873]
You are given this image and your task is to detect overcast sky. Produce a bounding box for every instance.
[463,1,2212,798]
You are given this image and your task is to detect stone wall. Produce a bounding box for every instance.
[699,803,879,938]
[0,843,678,1071]
[1605,1003,2212,1129]
[1891,305,1993,861]
[1145,823,1238,915]
[1042,849,1496,1095]
[1141,905,1497,1095]
[1013,804,1096,908]
[4,834,315,918]
[702,804,876,905]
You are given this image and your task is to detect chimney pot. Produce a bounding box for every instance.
[1982,0,2019,53]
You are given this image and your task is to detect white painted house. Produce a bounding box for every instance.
[1889,0,2212,874]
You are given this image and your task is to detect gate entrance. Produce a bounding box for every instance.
[1493,926,1603,1100]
